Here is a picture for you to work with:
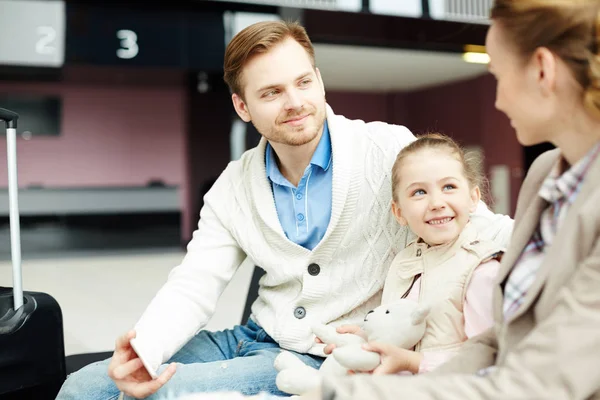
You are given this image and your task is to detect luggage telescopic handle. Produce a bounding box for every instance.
[0,108,23,311]
[0,108,19,128]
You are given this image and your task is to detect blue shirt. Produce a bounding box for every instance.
[265,122,333,250]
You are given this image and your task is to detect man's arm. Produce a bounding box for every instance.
[470,200,514,250]
[471,149,559,252]
[318,239,600,400]
[131,172,247,373]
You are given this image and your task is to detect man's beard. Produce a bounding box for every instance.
[255,105,326,147]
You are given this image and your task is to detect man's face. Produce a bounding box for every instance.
[231,37,327,148]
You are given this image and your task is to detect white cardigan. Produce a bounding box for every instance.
[132,105,514,372]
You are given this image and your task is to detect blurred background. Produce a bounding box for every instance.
[0,0,552,360]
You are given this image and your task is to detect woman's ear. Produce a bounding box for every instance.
[469,186,482,213]
[531,46,557,98]
[391,201,408,225]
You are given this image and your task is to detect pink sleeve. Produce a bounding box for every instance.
[463,258,501,338]
[416,259,500,374]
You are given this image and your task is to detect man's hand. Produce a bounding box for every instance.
[107,330,177,399]
[314,324,365,355]
[362,342,422,375]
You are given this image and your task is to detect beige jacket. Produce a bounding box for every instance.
[382,222,503,353]
[321,148,600,400]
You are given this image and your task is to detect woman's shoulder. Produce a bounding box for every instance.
[512,149,561,222]
[529,148,561,177]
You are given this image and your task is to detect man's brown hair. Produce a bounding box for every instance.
[223,20,316,99]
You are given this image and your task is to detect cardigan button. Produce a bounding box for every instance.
[294,306,306,319]
[308,263,320,276]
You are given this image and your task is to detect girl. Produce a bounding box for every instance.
[325,133,505,376]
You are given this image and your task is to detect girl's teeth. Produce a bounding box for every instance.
[430,217,451,225]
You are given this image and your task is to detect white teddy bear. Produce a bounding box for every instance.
[274,299,430,396]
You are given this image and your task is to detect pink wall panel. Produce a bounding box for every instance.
[0,80,191,239]
[403,77,482,145]
[0,82,186,188]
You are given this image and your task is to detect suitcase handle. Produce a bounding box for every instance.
[0,108,19,129]
[0,108,23,311]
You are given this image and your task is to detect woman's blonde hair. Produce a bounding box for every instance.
[490,0,600,117]
[391,133,489,204]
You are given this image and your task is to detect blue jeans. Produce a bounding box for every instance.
[56,320,324,399]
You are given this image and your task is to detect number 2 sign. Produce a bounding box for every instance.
[0,0,65,67]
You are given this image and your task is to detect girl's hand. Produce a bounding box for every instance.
[315,325,366,354]
[361,342,423,375]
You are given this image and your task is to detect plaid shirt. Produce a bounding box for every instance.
[475,142,600,378]
[502,141,600,320]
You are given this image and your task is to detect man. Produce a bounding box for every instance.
[56,20,512,400]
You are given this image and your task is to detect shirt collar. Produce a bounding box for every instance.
[310,120,332,171]
[265,120,332,184]
[539,140,600,204]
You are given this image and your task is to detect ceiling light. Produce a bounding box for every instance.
[462,52,490,64]
[462,44,489,64]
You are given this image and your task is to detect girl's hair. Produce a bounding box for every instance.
[391,133,489,204]
[490,0,600,118]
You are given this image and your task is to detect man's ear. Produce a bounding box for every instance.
[315,67,326,96]
[391,201,408,226]
[232,93,251,123]
[469,186,481,213]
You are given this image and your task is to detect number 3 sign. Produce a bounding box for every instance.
[116,30,139,60]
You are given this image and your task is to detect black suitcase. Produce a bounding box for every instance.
[0,108,66,399]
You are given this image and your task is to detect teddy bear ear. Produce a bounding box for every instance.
[410,304,431,325]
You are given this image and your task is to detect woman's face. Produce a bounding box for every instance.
[485,21,558,146]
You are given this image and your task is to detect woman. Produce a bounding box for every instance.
[301,0,600,399]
